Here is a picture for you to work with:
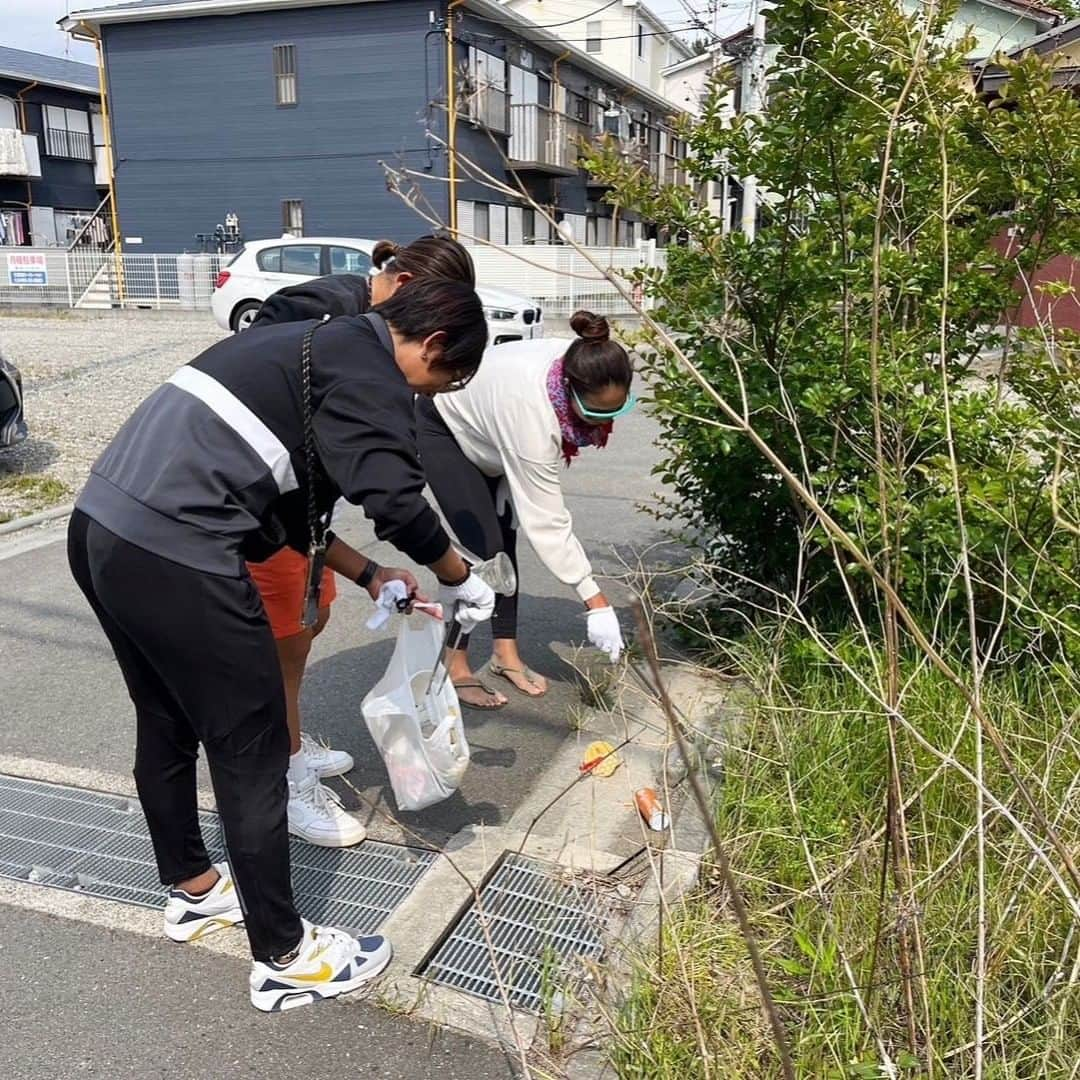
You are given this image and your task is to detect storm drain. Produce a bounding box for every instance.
[419,851,607,1013]
[0,773,435,934]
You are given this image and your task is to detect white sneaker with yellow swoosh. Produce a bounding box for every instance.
[249,919,393,1013]
[163,862,244,943]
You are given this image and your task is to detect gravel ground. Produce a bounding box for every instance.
[0,310,586,522]
[0,310,226,520]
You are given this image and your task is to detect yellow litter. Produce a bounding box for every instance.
[580,740,621,778]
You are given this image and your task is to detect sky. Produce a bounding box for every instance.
[0,0,751,63]
[1,1,96,62]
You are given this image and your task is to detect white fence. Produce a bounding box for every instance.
[0,244,664,316]
[0,249,228,310]
[468,242,665,317]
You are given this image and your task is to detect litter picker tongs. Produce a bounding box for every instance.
[425,552,517,700]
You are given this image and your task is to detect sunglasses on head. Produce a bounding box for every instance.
[571,385,638,421]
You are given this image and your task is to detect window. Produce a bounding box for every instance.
[637,23,645,59]
[43,106,92,160]
[0,96,16,129]
[473,201,490,242]
[273,44,297,106]
[281,199,303,237]
[465,47,508,132]
[522,207,536,244]
[328,246,372,275]
[280,245,322,275]
[257,247,282,272]
[256,244,321,275]
[586,21,602,53]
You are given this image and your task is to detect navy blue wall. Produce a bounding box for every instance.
[0,76,101,211]
[102,1,448,250]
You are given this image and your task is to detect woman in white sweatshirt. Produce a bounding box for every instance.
[415,310,634,709]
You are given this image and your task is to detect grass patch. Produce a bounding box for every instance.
[611,631,1080,1078]
[0,474,70,517]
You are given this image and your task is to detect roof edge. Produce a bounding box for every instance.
[62,0,365,32]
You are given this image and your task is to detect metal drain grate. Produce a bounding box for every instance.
[0,773,435,933]
[419,852,606,1013]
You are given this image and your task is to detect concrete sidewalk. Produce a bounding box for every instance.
[0,406,674,1078]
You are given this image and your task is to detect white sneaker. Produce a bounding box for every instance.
[163,861,244,943]
[287,771,367,847]
[300,732,354,778]
[250,918,393,1012]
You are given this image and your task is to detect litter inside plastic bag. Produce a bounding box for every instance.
[361,614,469,812]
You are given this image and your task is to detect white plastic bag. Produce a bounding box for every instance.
[361,614,469,812]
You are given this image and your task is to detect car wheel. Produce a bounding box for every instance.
[231,300,263,332]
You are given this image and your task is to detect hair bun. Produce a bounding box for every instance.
[372,239,401,271]
[570,309,609,343]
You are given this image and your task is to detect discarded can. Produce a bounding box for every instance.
[635,787,670,831]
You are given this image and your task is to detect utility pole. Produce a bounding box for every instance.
[740,8,767,241]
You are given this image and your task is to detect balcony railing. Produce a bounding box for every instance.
[44,127,93,161]
[653,151,688,187]
[508,103,588,176]
[465,86,509,134]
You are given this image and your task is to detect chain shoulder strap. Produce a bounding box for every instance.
[299,320,327,629]
[300,321,324,551]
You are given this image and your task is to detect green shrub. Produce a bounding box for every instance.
[588,0,1080,655]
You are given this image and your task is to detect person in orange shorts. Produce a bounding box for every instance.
[246,235,478,847]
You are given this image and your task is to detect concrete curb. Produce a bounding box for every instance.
[0,502,74,536]
[391,660,730,1077]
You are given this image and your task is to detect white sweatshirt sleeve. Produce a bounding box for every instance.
[501,449,600,602]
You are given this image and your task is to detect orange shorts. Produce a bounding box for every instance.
[247,546,338,640]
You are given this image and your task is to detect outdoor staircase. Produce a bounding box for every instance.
[76,259,118,310]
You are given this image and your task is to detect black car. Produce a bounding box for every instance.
[1,352,27,449]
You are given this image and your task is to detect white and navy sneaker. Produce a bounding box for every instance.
[163,862,244,943]
[249,919,393,1013]
[287,771,367,847]
[300,732,354,778]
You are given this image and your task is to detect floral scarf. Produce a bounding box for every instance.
[546,356,612,466]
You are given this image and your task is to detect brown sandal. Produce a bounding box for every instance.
[452,679,507,711]
[488,659,548,697]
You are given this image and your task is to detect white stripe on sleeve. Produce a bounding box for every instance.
[167,366,298,494]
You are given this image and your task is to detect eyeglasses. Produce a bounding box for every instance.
[571,386,638,421]
[440,369,476,393]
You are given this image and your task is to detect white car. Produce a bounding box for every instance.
[212,236,543,345]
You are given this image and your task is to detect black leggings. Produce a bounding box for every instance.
[416,396,519,643]
[67,510,302,962]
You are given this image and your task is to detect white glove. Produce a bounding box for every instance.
[365,580,410,631]
[439,572,496,635]
[586,606,624,663]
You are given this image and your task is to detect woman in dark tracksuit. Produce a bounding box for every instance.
[67,278,494,1013]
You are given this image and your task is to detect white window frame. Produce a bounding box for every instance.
[44,106,92,161]
[273,44,297,107]
[473,201,491,242]
[586,21,602,53]
[465,47,508,133]
[281,198,304,237]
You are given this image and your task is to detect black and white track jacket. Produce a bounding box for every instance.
[76,311,450,575]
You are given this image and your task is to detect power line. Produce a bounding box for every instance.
[523,0,621,29]
[463,20,711,47]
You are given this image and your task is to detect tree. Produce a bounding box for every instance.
[587,0,1080,656]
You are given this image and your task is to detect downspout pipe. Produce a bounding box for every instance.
[15,81,39,213]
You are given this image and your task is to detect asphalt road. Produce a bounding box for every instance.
[0,329,670,1077]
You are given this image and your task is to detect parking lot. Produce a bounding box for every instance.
[0,309,584,521]
[0,310,227,520]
